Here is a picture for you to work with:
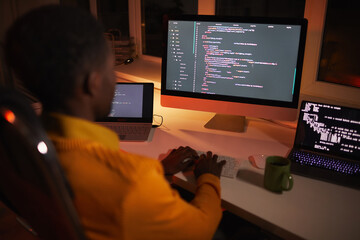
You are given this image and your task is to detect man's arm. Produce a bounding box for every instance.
[122,159,223,240]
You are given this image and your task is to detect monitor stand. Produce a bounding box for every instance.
[204,114,246,133]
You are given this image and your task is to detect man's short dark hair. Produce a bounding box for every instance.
[4,5,109,110]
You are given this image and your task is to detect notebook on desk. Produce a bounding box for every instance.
[97,82,154,141]
[288,100,360,189]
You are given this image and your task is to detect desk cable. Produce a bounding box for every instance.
[152,114,163,128]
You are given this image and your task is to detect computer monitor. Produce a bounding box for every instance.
[161,15,308,132]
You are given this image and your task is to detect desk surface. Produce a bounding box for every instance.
[119,80,360,240]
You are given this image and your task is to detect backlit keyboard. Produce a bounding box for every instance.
[197,151,239,178]
[288,150,360,175]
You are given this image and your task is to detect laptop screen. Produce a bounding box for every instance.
[98,82,154,123]
[294,101,360,160]
[110,84,143,118]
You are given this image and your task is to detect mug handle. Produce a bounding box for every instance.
[282,173,293,191]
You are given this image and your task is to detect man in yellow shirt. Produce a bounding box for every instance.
[5,5,226,240]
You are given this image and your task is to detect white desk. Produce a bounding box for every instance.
[119,82,360,240]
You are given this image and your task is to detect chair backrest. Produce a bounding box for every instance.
[0,89,87,240]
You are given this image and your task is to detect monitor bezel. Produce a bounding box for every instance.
[161,15,308,110]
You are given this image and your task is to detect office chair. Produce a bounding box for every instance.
[0,89,87,240]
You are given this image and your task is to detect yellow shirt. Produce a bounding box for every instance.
[43,113,223,240]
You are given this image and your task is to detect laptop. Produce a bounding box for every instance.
[97,82,154,141]
[288,100,360,189]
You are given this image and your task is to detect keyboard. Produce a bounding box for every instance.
[288,150,360,175]
[197,151,239,178]
[110,125,149,135]
[100,123,152,141]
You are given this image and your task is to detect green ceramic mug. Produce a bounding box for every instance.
[264,156,293,193]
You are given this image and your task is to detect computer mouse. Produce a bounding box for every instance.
[248,154,267,169]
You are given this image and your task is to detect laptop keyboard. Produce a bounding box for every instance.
[110,125,149,135]
[197,151,239,178]
[289,150,360,175]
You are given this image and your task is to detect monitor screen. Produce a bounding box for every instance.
[161,15,308,132]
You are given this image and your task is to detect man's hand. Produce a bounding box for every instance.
[194,151,226,179]
[161,146,198,175]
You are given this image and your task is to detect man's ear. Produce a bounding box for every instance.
[83,71,101,97]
